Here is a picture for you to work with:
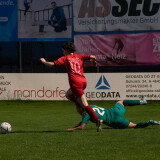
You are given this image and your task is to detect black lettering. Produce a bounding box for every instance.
[128,0,142,16]
[86,92,90,98]
[96,0,111,17]
[96,92,101,98]
[78,0,95,18]
[92,92,95,98]
[116,92,121,98]
[102,92,106,98]
[107,92,111,97]
[112,0,128,17]
[143,0,160,16]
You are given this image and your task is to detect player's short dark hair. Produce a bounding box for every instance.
[51,1,57,4]
[51,1,56,5]
[62,42,76,53]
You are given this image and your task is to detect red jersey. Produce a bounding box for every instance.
[54,54,90,81]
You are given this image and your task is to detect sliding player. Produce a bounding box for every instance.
[66,97,160,131]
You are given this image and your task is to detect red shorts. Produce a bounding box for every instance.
[69,78,87,99]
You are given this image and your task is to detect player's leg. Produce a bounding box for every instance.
[76,94,99,122]
[128,121,152,128]
[140,95,147,104]
[76,94,103,132]
[117,100,124,107]
[65,88,75,102]
[66,90,86,116]
[128,122,138,128]
[70,79,103,132]
[123,95,147,106]
[68,81,89,112]
[116,100,159,129]
[65,88,83,115]
[147,120,160,125]
[128,120,160,128]
[111,102,130,128]
[76,104,85,116]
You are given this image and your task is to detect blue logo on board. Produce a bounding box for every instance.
[95,75,111,90]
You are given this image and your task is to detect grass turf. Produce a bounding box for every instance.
[0,100,160,160]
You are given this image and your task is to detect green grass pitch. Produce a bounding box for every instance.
[0,100,160,160]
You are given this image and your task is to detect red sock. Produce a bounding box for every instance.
[85,105,99,123]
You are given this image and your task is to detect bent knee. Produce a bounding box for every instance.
[128,122,137,128]
[117,100,124,107]
[65,92,70,99]
[65,89,72,99]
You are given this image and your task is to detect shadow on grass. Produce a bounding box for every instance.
[10,127,157,134]
[11,130,67,134]
[102,127,157,130]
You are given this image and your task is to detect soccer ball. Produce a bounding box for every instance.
[0,122,12,134]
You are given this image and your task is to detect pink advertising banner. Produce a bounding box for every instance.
[74,33,160,66]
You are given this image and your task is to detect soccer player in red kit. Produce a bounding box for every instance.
[40,41,102,132]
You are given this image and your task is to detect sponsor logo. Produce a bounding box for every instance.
[0,17,8,22]
[95,75,111,90]
[153,38,160,53]
[0,0,14,6]
[14,86,66,99]
[77,0,159,28]
[0,75,7,96]
[78,0,160,18]
[0,87,6,96]
[86,75,120,99]
[86,91,120,99]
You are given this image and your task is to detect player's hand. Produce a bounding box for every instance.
[66,128,77,131]
[90,55,97,66]
[40,58,46,63]
[92,60,97,67]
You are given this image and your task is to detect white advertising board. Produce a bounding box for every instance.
[0,73,69,100]
[0,73,160,100]
[85,73,160,100]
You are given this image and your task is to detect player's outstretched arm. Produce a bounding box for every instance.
[90,55,97,66]
[66,122,86,131]
[40,58,55,67]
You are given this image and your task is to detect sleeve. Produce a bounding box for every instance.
[81,55,90,61]
[54,56,65,66]
[57,7,66,24]
[50,10,55,21]
[81,113,90,124]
